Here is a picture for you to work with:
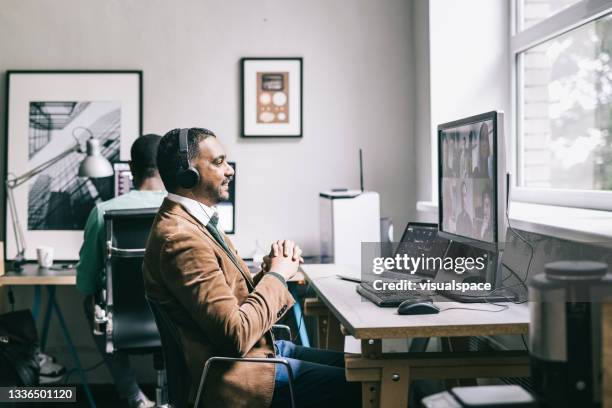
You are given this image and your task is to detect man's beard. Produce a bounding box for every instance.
[201,179,228,204]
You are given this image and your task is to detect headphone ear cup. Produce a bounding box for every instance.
[177,167,200,189]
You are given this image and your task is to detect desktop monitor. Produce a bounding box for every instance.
[112,162,237,234]
[113,162,134,197]
[437,111,506,250]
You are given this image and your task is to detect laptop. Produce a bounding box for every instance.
[357,222,450,307]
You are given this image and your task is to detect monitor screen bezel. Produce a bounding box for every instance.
[437,111,501,251]
[113,160,133,197]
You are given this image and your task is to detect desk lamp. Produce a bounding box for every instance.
[5,127,114,270]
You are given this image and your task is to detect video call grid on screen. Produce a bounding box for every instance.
[439,117,496,244]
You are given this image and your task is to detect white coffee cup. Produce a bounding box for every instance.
[36,246,54,268]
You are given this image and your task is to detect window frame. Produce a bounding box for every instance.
[511,0,612,211]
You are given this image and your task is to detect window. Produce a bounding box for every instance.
[519,0,583,30]
[512,0,612,210]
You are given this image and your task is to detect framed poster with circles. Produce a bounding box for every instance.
[241,57,302,138]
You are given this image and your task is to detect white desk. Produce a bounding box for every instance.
[304,264,529,339]
[301,264,530,408]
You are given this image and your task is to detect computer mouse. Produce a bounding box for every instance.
[397,299,440,315]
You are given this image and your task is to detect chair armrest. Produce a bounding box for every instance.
[272,324,292,341]
[195,357,296,408]
[108,246,146,258]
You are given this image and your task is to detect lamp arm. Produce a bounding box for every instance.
[5,141,80,267]
[7,142,80,188]
[5,181,26,262]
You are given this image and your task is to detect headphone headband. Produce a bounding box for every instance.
[176,127,200,189]
[179,128,189,154]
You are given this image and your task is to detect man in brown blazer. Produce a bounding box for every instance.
[143,128,361,407]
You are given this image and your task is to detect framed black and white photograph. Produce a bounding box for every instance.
[5,70,142,260]
[241,58,302,138]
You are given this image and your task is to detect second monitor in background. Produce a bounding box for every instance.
[113,162,133,197]
[112,161,236,234]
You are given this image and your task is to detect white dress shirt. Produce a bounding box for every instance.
[166,193,216,227]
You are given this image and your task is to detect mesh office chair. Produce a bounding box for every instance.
[146,296,296,408]
[98,208,168,406]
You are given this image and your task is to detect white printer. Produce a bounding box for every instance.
[319,190,381,268]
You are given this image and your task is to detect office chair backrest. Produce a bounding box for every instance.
[146,296,192,408]
[105,208,160,352]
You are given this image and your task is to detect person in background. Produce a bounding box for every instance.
[456,181,474,237]
[76,134,166,408]
[473,122,492,178]
[459,133,468,178]
[442,180,456,232]
[479,188,493,241]
[443,134,453,176]
[448,132,458,177]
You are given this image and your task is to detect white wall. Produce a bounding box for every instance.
[0,0,416,383]
[0,0,417,258]
[416,0,511,209]
[413,0,433,206]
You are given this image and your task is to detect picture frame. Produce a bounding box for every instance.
[218,162,236,234]
[241,57,302,138]
[4,70,142,261]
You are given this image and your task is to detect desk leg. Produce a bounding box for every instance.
[362,382,380,408]
[379,365,411,408]
[0,286,6,314]
[318,314,329,349]
[47,286,96,408]
[304,298,331,349]
[326,313,344,351]
[32,286,42,320]
[303,298,343,351]
[40,287,55,351]
[289,283,310,347]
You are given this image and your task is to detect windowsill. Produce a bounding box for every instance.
[416,200,612,243]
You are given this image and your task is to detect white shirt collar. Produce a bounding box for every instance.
[167,193,216,227]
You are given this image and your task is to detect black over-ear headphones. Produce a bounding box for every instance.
[176,128,200,189]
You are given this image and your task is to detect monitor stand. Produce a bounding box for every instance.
[437,240,518,303]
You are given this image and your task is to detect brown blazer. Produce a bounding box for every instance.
[143,199,295,408]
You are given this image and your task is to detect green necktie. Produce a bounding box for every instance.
[206,213,239,265]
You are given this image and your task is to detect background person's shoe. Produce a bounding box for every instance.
[127,393,155,408]
[36,351,66,377]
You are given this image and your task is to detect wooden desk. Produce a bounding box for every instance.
[0,263,76,286]
[301,264,530,408]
